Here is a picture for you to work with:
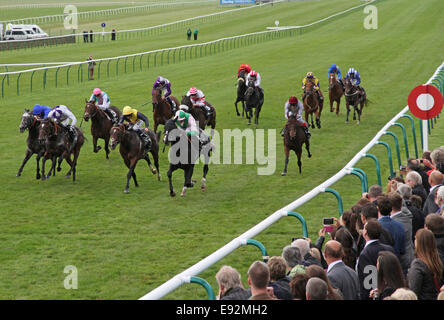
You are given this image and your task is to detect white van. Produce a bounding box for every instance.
[3,24,48,40]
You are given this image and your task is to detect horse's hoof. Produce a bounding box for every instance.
[94,146,101,153]
[151,169,157,175]
[41,176,46,181]
[345,120,348,124]
[181,190,186,197]
[357,120,360,125]
[157,174,161,181]
[124,189,129,194]
[308,153,312,158]
[330,108,334,113]
[46,175,51,180]
[36,174,41,180]
[281,172,287,176]
[57,167,61,172]
[16,173,21,177]
[170,191,176,197]
[201,184,207,192]
[236,112,240,117]
[65,174,71,179]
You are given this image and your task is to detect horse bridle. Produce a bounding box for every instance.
[84,102,100,119]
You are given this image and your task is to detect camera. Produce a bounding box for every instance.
[399,165,406,171]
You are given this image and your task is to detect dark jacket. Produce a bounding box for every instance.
[357,240,395,300]
[269,276,293,300]
[301,252,323,268]
[412,183,428,205]
[406,202,425,242]
[327,260,360,300]
[407,258,442,300]
[378,216,405,257]
[220,287,251,300]
[423,185,442,216]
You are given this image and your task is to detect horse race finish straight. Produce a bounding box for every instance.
[83,100,121,159]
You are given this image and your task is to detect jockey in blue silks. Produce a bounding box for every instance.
[32,104,52,119]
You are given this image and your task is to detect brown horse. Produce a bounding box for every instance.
[344,78,367,124]
[328,73,343,115]
[281,107,312,176]
[109,124,161,193]
[39,118,85,182]
[83,100,121,159]
[181,95,216,138]
[152,88,179,133]
[303,81,321,129]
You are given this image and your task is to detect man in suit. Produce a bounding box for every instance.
[388,192,414,275]
[423,170,443,216]
[325,240,360,300]
[356,220,395,300]
[405,171,428,205]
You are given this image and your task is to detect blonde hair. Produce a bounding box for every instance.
[390,288,418,300]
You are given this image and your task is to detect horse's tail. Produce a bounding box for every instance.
[364,97,370,106]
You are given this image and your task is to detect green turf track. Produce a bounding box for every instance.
[0,0,443,299]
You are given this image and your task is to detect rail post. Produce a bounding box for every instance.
[321,188,344,216]
[376,141,394,177]
[363,153,382,186]
[287,212,309,238]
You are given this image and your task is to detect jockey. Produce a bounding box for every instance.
[32,104,52,119]
[302,72,324,102]
[89,88,117,123]
[345,68,364,96]
[119,106,151,150]
[282,96,310,139]
[237,63,251,79]
[328,64,344,89]
[186,87,212,118]
[174,107,199,137]
[152,76,176,112]
[246,70,264,101]
[47,105,77,143]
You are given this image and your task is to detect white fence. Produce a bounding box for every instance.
[139,60,444,300]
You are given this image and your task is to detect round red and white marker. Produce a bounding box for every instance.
[408,84,443,120]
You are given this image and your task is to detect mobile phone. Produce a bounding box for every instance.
[323,225,334,233]
[323,218,334,225]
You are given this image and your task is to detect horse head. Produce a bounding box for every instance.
[329,73,337,89]
[152,88,162,109]
[344,78,357,97]
[286,117,299,140]
[19,109,37,133]
[163,119,179,145]
[39,118,58,140]
[109,124,125,150]
[181,95,192,108]
[83,99,98,121]
[305,81,315,96]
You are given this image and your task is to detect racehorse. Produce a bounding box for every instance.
[303,81,321,129]
[163,119,214,197]
[181,95,216,138]
[281,106,312,176]
[234,71,247,117]
[38,118,85,182]
[344,78,367,124]
[328,72,343,115]
[244,79,264,125]
[152,88,179,133]
[109,124,161,193]
[17,109,47,179]
[83,100,121,159]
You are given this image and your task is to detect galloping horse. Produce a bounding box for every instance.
[328,73,343,115]
[17,110,46,179]
[281,105,312,176]
[344,78,367,124]
[244,79,264,125]
[181,95,216,138]
[234,71,247,117]
[163,119,214,197]
[109,124,161,193]
[83,100,121,159]
[303,81,321,129]
[39,118,84,182]
[152,88,179,133]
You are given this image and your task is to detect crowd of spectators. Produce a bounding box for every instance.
[214,147,444,300]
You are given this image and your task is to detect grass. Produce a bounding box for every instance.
[0,0,443,299]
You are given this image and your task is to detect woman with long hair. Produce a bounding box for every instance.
[334,227,357,270]
[305,265,343,300]
[408,229,444,300]
[370,251,406,299]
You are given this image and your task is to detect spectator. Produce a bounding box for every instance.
[438,291,444,300]
[87,55,96,81]
[289,273,309,300]
[408,229,444,300]
[370,251,406,300]
[282,245,306,276]
[410,194,423,210]
[423,170,444,216]
[291,238,321,267]
[388,192,414,274]
[360,203,394,247]
[187,28,192,40]
[341,210,362,252]
[111,29,116,41]
[89,29,93,43]
[83,30,89,43]
[377,195,405,260]
[334,227,357,269]
[435,186,444,215]
[405,171,427,205]
[193,28,198,40]
[430,147,444,173]
[363,184,383,204]
[390,288,418,300]
[407,158,431,193]
[356,220,395,300]
[306,265,342,300]
[247,261,277,300]
[305,277,328,300]
[215,265,251,300]
[267,256,293,300]
[424,214,444,265]
[324,240,360,300]
[397,183,425,242]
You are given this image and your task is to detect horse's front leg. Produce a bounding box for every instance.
[41,154,48,181]
[336,99,340,116]
[93,135,101,153]
[104,136,110,159]
[254,107,259,125]
[16,150,32,177]
[345,104,350,123]
[124,159,138,193]
[242,101,245,118]
[281,145,290,176]
[167,164,177,197]
[234,100,240,117]
[36,154,41,180]
[57,155,63,172]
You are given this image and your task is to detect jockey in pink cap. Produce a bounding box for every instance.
[89,88,117,123]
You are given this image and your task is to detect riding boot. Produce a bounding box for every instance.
[104,108,116,123]
[303,126,311,139]
[317,90,324,102]
[166,96,176,113]
[201,105,211,119]
[339,79,345,91]
[138,130,151,151]
[280,126,286,137]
